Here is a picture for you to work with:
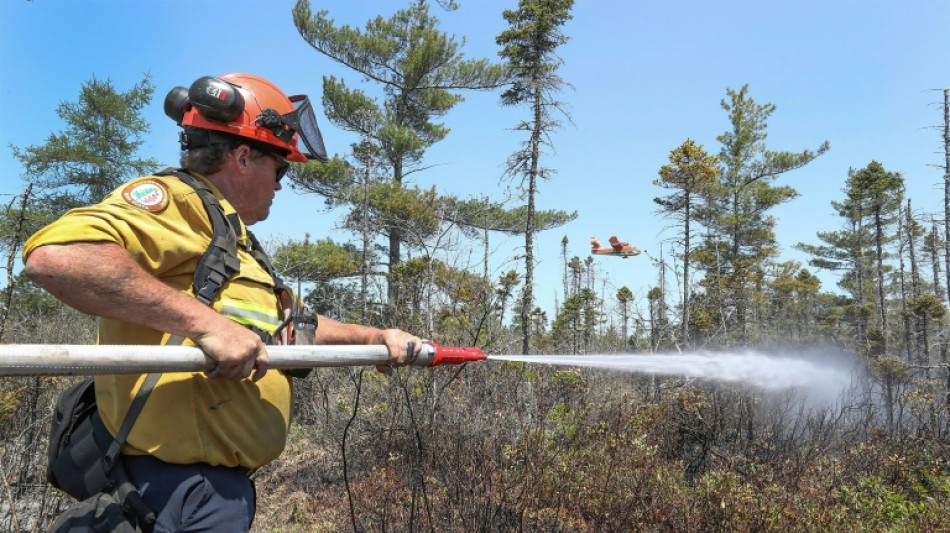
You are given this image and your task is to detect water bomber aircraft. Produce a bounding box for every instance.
[590,236,642,258]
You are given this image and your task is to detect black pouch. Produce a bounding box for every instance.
[49,491,141,533]
[47,377,157,530]
[47,378,96,478]
[47,377,111,498]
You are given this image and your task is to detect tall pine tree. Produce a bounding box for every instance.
[847,161,904,355]
[654,139,719,345]
[695,85,829,343]
[11,74,158,226]
[292,1,508,305]
[496,0,574,355]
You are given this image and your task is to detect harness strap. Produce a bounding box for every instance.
[246,231,290,294]
[156,169,242,306]
[154,169,300,360]
[103,372,161,473]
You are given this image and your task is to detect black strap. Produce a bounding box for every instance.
[102,373,160,472]
[100,329,187,473]
[112,459,157,528]
[246,230,288,292]
[155,168,242,305]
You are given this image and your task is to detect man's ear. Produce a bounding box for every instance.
[232,144,254,174]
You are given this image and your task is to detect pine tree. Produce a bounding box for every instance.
[797,180,875,348]
[551,287,598,354]
[270,233,362,301]
[11,74,158,226]
[847,161,904,355]
[496,0,574,355]
[654,139,719,345]
[616,286,634,349]
[292,1,508,306]
[5,75,158,342]
[495,269,521,330]
[763,261,820,342]
[696,84,829,343]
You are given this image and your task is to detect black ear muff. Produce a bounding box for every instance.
[187,76,245,123]
[164,87,190,125]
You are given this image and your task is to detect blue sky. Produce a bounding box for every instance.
[2,0,949,319]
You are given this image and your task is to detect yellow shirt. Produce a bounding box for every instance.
[23,173,292,469]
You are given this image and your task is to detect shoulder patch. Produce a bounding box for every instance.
[122,179,170,213]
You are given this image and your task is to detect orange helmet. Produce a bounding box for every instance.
[164,73,327,163]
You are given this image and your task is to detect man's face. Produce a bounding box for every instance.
[230,149,286,225]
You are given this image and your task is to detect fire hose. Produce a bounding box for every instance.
[0,342,487,376]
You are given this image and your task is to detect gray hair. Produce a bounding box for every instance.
[180,141,242,175]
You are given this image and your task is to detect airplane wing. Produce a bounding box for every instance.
[608,236,629,251]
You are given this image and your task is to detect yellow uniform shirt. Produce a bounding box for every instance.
[23,173,292,469]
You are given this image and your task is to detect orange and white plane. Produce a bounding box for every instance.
[590,236,642,258]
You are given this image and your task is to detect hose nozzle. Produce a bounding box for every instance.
[414,342,488,367]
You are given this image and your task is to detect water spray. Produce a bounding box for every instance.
[491,350,857,406]
[491,351,853,390]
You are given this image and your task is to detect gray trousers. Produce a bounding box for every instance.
[121,455,256,532]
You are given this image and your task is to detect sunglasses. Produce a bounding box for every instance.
[258,150,290,182]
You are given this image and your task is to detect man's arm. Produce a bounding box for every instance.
[24,241,268,381]
[314,314,422,373]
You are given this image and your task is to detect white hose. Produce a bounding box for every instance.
[0,344,436,376]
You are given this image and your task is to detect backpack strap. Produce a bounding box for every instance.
[96,330,184,491]
[155,168,242,306]
[102,372,161,473]
[246,230,289,293]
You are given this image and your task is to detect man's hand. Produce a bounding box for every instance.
[374,329,423,376]
[195,317,269,381]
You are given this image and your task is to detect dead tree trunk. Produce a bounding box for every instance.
[0,184,32,342]
[898,207,912,361]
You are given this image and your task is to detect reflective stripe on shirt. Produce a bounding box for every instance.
[221,299,280,332]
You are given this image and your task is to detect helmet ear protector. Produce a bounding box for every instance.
[164,77,245,125]
[164,75,328,163]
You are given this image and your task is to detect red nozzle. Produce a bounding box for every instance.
[428,343,488,367]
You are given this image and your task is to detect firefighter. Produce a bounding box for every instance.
[24,73,422,531]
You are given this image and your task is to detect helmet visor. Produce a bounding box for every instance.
[287,96,328,163]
